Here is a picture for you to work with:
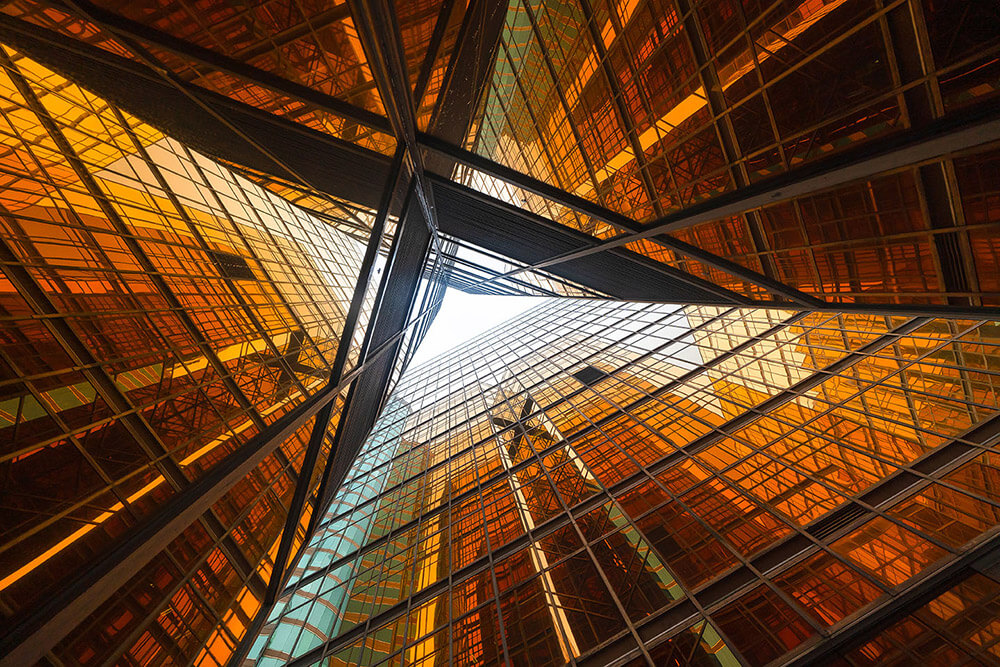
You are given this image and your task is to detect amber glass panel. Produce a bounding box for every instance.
[831,517,949,588]
[844,574,1000,665]
[711,584,816,665]
[773,551,885,627]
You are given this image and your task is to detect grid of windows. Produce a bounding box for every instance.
[1,1,999,665]
[249,298,1000,665]
[0,0,397,155]
[0,47,371,666]
[453,0,1000,306]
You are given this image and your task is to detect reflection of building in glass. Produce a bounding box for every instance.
[252,299,1000,666]
[462,0,1000,307]
[2,0,1000,665]
[248,397,413,662]
[0,47,391,667]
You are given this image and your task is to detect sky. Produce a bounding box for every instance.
[408,288,540,366]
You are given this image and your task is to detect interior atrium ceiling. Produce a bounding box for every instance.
[0,0,999,664]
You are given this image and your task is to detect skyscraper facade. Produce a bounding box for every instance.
[248,299,1000,666]
[0,0,999,665]
[0,45,387,666]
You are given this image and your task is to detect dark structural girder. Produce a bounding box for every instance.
[422,0,509,175]
[262,146,407,602]
[0,12,394,210]
[225,148,411,667]
[8,6,1000,316]
[430,175,743,305]
[317,189,434,511]
[54,0,390,132]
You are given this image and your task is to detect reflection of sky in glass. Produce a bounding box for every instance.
[408,287,541,366]
[403,299,703,423]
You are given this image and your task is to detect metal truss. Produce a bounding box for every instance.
[6,2,1000,316]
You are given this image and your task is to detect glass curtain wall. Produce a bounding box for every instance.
[249,298,1000,666]
[0,46,373,666]
[446,0,1000,307]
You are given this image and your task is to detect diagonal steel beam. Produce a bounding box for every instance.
[418,93,1000,314]
[48,0,390,132]
[317,187,434,513]
[418,131,820,306]
[261,147,406,607]
[224,147,409,667]
[430,174,746,304]
[346,0,448,269]
[410,0,460,108]
[423,0,507,162]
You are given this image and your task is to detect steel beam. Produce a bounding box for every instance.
[319,190,433,510]
[418,93,1000,312]
[346,0,441,237]
[419,131,822,306]
[0,13,392,210]
[49,0,389,132]
[261,146,406,607]
[430,175,744,304]
[410,0,460,107]
[422,0,507,175]
[223,147,409,667]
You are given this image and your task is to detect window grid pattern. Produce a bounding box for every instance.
[249,298,1000,666]
[0,48,370,666]
[452,0,1000,306]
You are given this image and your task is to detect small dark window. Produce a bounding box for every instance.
[207,250,255,280]
[571,365,607,386]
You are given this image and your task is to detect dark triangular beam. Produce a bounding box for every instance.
[0,13,393,210]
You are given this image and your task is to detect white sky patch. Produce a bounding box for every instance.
[409,288,540,366]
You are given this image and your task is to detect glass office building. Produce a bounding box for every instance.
[0,45,381,665]
[248,299,1000,666]
[0,0,999,665]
